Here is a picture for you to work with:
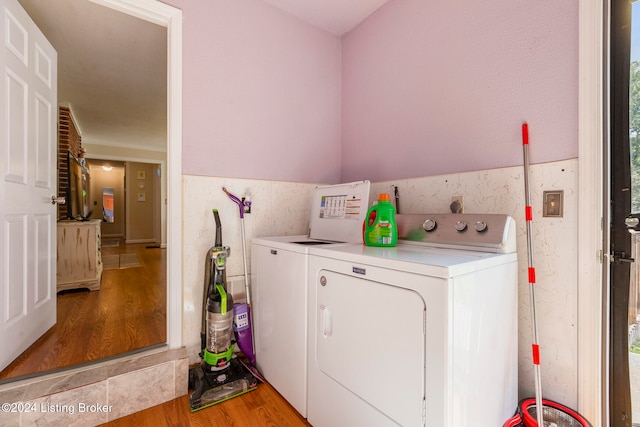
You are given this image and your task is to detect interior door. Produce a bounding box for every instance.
[0,0,57,371]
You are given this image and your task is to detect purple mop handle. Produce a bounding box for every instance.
[222,186,256,363]
[222,187,247,218]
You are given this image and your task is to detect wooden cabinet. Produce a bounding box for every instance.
[57,220,102,291]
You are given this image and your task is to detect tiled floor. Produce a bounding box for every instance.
[0,347,187,427]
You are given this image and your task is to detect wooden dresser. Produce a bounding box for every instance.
[57,219,103,291]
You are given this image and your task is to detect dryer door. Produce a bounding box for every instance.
[315,269,426,426]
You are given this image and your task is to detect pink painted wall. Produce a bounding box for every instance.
[163,0,343,184]
[164,0,578,184]
[341,0,579,182]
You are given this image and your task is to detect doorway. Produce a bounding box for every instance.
[88,159,164,246]
[0,0,182,381]
[609,0,640,425]
[90,160,126,238]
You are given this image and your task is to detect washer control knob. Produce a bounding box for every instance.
[474,220,488,232]
[455,220,467,231]
[423,219,437,232]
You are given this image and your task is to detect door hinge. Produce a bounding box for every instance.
[612,251,635,264]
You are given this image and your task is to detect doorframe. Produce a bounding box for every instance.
[88,0,182,349]
[578,0,606,425]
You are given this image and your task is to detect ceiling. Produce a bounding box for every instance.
[17,0,390,153]
[264,0,390,36]
[18,0,167,153]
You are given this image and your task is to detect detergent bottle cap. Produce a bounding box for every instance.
[378,193,391,202]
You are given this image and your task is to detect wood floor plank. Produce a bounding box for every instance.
[0,243,166,381]
[100,383,311,427]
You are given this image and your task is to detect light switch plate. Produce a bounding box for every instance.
[543,190,563,218]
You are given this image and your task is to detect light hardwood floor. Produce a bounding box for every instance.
[101,382,311,427]
[0,241,166,381]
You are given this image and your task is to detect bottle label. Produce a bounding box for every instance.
[367,220,394,245]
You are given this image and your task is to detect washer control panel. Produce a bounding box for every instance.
[398,213,516,253]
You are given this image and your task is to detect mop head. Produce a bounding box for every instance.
[522,399,592,427]
[189,358,258,412]
[503,398,593,427]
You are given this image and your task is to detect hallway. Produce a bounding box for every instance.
[0,242,166,382]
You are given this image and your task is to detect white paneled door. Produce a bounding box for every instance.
[0,0,57,371]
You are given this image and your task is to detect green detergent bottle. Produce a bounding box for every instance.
[364,193,398,247]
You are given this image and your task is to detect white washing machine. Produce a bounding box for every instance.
[251,181,370,417]
[307,213,519,427]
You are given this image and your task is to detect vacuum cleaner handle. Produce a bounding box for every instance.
[213,209,222,246]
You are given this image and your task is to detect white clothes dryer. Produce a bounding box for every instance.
[307,213,519,427]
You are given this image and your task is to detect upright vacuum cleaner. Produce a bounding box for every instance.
[189,209,258,412]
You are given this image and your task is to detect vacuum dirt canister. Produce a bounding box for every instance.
[204,280,234,370]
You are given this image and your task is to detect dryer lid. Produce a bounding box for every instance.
[308,180,370,243]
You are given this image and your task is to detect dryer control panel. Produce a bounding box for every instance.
[396,213,516,253]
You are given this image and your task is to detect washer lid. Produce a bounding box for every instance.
[309,180,370,243]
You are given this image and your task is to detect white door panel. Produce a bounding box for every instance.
[0,0,57,372]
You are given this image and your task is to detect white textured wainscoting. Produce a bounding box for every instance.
[183,159,579,407]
